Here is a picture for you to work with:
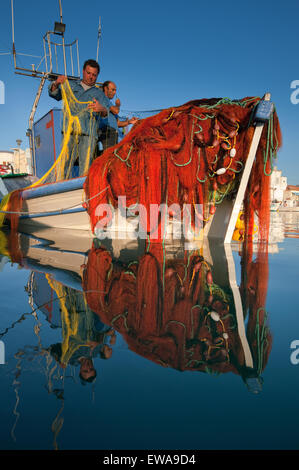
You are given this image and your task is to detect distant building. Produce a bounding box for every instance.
[0,151,14,175]
[283,185,299,208]
[270,166,287,202]
[0,150,14,166]
[0,148,32,174]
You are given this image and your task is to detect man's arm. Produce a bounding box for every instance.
[109,98,121,115]
[48,75,67,101]
[117,116,139,128]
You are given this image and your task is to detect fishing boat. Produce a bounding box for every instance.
[0,173,37,200]
[5,93,279,245]
[0,1,281,247]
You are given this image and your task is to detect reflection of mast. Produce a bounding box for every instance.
[11,353,22,442]
[224,244,254,369]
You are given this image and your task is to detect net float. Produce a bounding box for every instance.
[230,148,236,158]
[229,130,237,138]
[210,311,220,322]
[223,333,229,340]
[216,167,226,175]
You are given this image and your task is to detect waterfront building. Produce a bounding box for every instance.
[270,166,288,203]
[283,185,299,208]
[0,148,32,174]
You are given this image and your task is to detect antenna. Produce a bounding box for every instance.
[11,0,17,68]
[96,16,101,64]
[58,0,67,75]
[59,0,63,23]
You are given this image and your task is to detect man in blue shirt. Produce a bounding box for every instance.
[48,59,108,176]
[99,81,138,151]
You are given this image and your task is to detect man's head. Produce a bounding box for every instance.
[100,344,113,359]
[79,357,97,383]
[82,59,100,87]
[102,81,117,100]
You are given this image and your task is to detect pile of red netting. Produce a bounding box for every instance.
[81,242,272,376]
[84,97,282,242]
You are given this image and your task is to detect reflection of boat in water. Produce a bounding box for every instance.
[1,228,272,394]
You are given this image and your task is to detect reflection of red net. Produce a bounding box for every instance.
[82,242,272,375]
[84,97,282,241]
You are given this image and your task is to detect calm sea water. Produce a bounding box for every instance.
[0,212,298,451]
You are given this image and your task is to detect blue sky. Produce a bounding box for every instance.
[0,0,299,183]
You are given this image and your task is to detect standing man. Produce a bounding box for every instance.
[99,81,138,151]
[48,59,108,176]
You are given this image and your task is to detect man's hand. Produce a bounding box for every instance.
[128,116,139,125]
[88,98,107,116]
[115,98,121,107]
[51,75,67,91]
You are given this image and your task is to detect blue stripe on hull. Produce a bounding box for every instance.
[22,176,86,200]
[20,207,86,220]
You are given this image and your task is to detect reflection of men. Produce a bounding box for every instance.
[50,326,115,384]
[99,81,138,151]
[47,280,116,385]
[78,342,114,384]
[48,59,109,175]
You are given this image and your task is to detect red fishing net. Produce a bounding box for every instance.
[84,97,282,242]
